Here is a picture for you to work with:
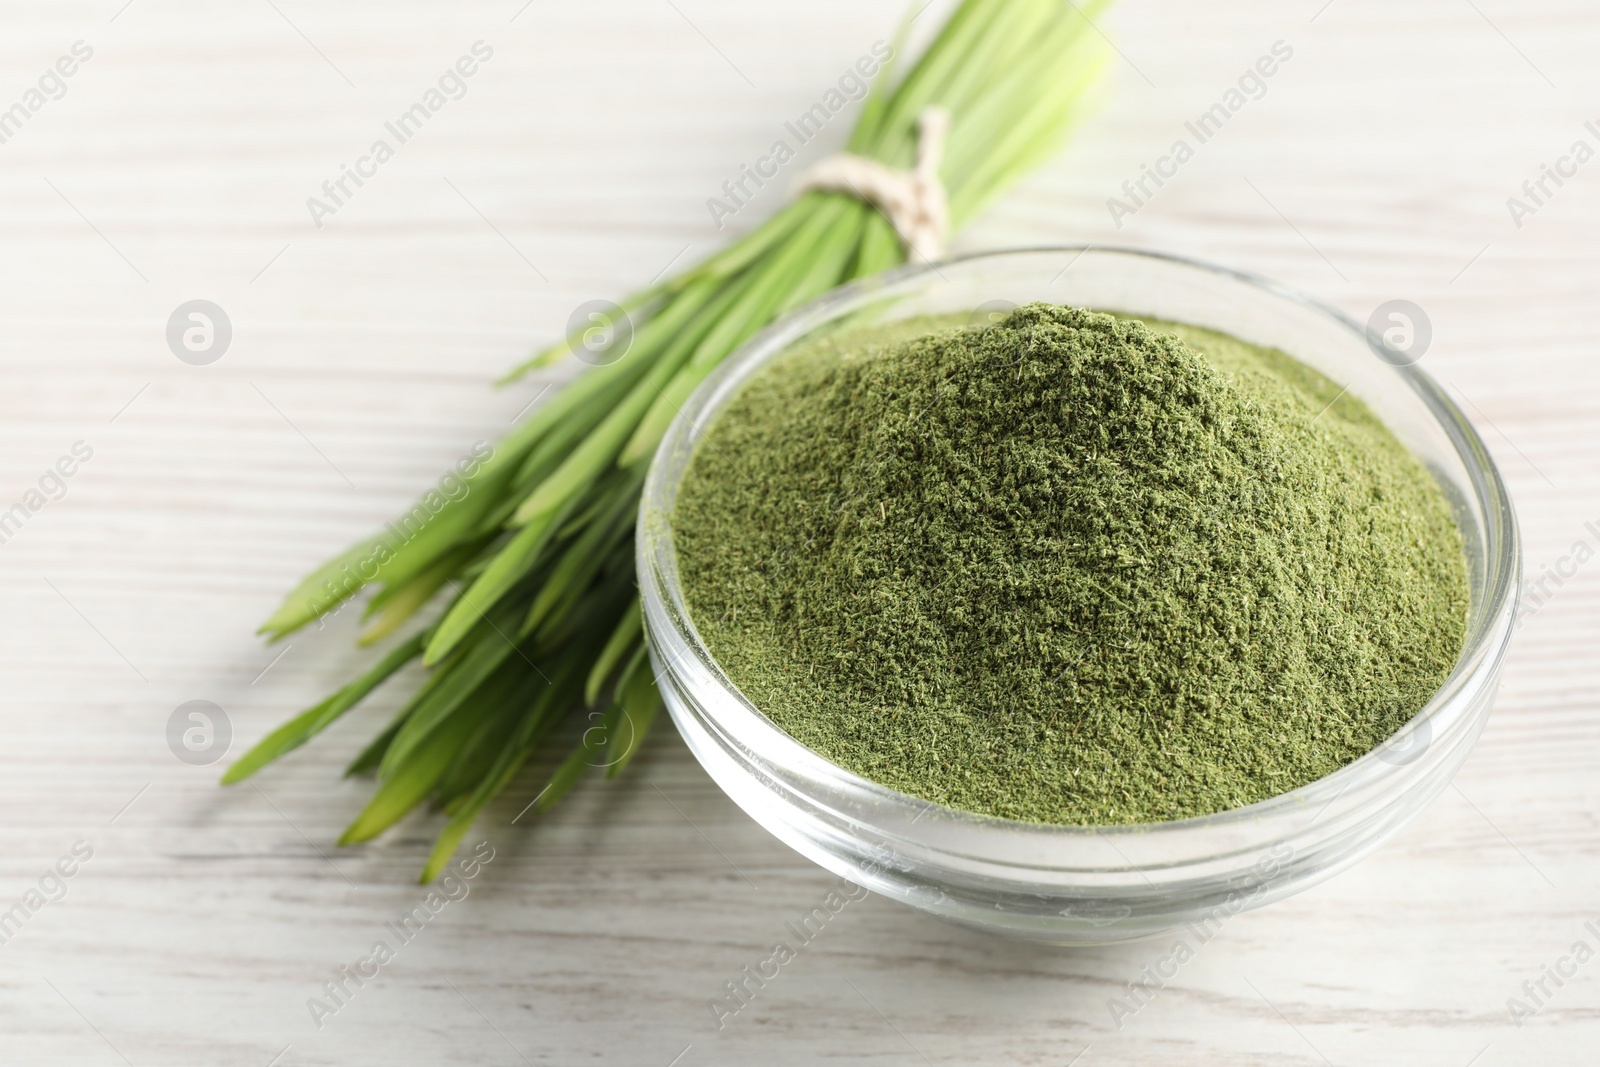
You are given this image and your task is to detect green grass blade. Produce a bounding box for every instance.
[619,201,858,465]
[501,289,666,380]
[536,722,604,814]
[523,468,644,636]
[219,700,333,786]
[424,504,567,666]
[386,624,527,776]
[607,654,662,779]
[584,598,641,706]
[675,200,809,284]
[339,705,486,844]
[433,666,540,808]
[258,533,389,639]
[418,644,588,880]
[359,547,473,647]
[221,633,426,784]
[509,270,762,527]
[345,712,408,777]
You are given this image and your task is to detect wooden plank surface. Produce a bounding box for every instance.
[0,0,1596,1063]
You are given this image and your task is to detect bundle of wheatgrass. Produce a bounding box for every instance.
[227,0,1115,880]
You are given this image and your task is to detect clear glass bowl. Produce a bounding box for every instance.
[637,247,1520,944]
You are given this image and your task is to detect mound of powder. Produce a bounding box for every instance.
[674,304,1467,823]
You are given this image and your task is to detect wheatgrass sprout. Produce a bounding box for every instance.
[230,0,1115,881]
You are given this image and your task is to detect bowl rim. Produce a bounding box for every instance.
[639,243,1521,843]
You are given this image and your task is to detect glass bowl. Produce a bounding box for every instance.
[637,247,1519,945]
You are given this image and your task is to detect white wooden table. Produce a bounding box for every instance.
[2,1,1596,1063]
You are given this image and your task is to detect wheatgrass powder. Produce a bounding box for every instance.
[673,304,1468,824]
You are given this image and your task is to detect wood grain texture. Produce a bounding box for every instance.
[0,0,1596,1063]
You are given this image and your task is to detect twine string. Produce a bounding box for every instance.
[793,107,951,263]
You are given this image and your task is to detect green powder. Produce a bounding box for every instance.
[673,304,1469,824]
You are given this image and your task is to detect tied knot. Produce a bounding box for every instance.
[794,107,951,263]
